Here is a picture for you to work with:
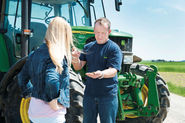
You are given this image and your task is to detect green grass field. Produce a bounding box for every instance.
[141,61,185,73]
[141,61,185,97]
[167,82,185,97]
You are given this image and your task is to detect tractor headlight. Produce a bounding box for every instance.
[123,52,133,64]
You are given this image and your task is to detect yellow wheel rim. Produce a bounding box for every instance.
[20,98,31,123]
[124,84,148,118]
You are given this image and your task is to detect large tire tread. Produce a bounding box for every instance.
[0,58,25,123]
[66,70,84,123]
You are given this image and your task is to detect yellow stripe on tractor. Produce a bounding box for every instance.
[72,30,94,34]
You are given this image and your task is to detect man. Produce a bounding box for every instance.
[72,17,122,123]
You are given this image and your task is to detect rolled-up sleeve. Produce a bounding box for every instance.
[106,46,122,71]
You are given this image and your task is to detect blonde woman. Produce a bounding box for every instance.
[18,17,74,123]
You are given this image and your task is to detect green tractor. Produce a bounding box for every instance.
[0,0,170,123]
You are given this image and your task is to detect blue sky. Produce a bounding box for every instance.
[104,0,185,61]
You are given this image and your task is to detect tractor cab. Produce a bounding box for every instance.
[1,0,133,73]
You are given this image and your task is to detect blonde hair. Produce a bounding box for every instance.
[45,17,74,74]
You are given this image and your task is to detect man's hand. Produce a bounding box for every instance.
[86,70,103,79]
[86,68,117,79]
[72,48,86,70]
[72,48,81,63]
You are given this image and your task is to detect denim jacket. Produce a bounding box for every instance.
[18,43,70,108]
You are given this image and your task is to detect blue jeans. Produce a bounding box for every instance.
[83,94,118,123]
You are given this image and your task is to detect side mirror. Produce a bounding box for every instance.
[115,0,122,11]
[89,0,94,3]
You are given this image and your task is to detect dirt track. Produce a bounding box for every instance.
[159,72,185,87]
[163,93,185,123]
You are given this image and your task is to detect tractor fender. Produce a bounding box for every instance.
[0,57,27,94]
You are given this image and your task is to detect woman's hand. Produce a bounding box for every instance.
[48,99,64,111]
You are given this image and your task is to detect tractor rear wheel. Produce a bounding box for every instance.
[118,63,170,123]
[66,70,84,123]
[0,58,26,123]
[0,57,85,123]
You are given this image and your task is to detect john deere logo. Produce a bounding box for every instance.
[104,56,108,59]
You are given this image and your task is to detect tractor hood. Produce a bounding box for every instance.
[72,26,133,38]
[110,29,133,38]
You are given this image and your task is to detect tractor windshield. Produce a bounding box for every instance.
[6,0,106,29]
[7,0,92,28]
[4,0,107,56]
[30,0,106,27]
